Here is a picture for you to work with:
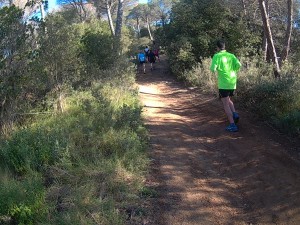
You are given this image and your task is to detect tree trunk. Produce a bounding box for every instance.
[262,0,268,61]
[106,0,115,36]
[79,0,87,22]
[259,0,280,78]
[241,0,247,17]
[115,0,124,37]
[137,17,140,38]
[1,97,6,119]
[262,34,268,61]
[161,14,166,27]
[146,17,153,41]
[39,2,45,21]
[280,0,293,66]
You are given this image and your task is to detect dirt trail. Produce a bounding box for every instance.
[136,56,300,225]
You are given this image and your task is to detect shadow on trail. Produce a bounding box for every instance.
[136,56,300,225]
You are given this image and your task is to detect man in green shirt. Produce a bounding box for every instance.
[210,40,241,132]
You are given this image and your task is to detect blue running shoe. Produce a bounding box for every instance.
[233,112,239,124]
[226,124,238,132]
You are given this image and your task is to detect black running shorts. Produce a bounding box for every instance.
[219,89,235,98]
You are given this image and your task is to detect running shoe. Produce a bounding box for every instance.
[233,112,239,124]
[226,124,238,132]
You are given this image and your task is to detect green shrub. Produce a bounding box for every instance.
[168,38,196,76]
[80,30,114,70]
[0,126,67,174]
[0,173,47,225]
[183,58,216,92]
[115,104,142,130]
[0,75,149,224]
[239,77,300,136]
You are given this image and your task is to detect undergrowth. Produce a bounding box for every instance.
[0,76,149,224]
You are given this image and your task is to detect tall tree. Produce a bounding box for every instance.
[126,4,154,40]
[241,0,247,17]
[148,0,173,27]
[280,0,293,64]
[127,5,143,37]
[25,0,47,21]
[91,0,137,50]
[259,0,281,77]
[90,0,117,36]
[0,6,29,119]
[115,0,124,37]
[106,0,116,36]
[262,0,269,61]
[140,4,155,40]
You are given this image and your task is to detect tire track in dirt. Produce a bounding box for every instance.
[136,56,300,225]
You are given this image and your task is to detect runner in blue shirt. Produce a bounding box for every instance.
[138,50,146,74]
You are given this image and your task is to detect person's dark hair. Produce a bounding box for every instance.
[216,40,225,50]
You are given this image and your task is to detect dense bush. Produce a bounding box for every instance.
[238,75,300,136]
[0,6,33,124]
[167,37,196,77]
[1,127,66,174]
[80,20,114,71]
[0,174,46,225]
[0,75,149,224]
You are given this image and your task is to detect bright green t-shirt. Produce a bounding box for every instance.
[210,50,241,89]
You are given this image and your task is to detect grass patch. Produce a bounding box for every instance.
[0,77,150,224]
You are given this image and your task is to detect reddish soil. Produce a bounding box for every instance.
[136,56,300,225]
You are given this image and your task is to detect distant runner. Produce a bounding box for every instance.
[148,50,156,71]
[144,46,150,62]
[210,40,241,132]
[153,48,160,62]
[138,50,146,74]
